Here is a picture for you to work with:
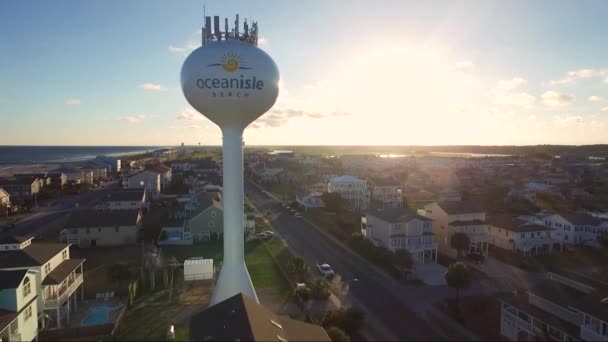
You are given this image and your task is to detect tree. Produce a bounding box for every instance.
[445,262,472,302]
[286,256,309,283]
[321,192,344,213]
[326,326,350,342]
[306,278,331,300]
[322,308,365,335]
[450,232,471,259]
[392,249,413,279]
[107,263,133,298]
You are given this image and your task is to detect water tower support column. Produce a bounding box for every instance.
[210,126,259,305]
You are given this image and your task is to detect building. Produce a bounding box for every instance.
[99,189,147,211]
[498,271,608,341]
[46,171,68,188]
[0,269,39,342]
[296,190,325,210]
[0,236,85,329]
[48,167,84,184]
[0,187,10,207]
[170,162,192,172]
[422,201,489,255]
[535,213,608,247]
[362,207,437,263]
[186,193,225,241]
[0,178,40,201]
[14,173,51,188]
[328,175,370,210]
[144,163,172,191]
[309,182,328,194]
[61,209,142,247]
[190,293,330,341]
[92,156,121,173]
[124,171,162,199]
[370,177,403,208]
[486,215,561,255]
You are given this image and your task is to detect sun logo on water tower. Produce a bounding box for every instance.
[208,52,252,72]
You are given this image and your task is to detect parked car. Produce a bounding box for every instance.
[316,263,335,278]
[255,232,273,240]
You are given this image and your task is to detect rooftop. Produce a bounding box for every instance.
[559,212,606,226]
[487,215,553,232]
[190,293,329,341]
[449,219,487,227]
[42,259,85,285]
[102,190,146,202]
[0,235,33,244]
[366,207,431,224]
[64,209,141,228]
[330,175,366,183]
[145,163,171,174]
[436,201,484,215]
[0,241,68,268]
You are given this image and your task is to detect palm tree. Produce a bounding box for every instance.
[107,263,133,298]
[445,262,472,302]
[306,278,331,300]
[450,232,471,259]
[286,256,309,283]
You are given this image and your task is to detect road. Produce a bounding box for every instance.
[245,180,446,341]
[0,180,120,239]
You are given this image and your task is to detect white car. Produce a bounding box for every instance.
[316,263,335,278]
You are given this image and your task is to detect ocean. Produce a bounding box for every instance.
[0,146,163,165]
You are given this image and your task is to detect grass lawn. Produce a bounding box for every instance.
[489,245,608,273]
[267,183,297,201]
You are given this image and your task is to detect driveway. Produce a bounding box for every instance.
[414,263,447,286]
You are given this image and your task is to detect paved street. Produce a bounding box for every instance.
[245,180,447,341]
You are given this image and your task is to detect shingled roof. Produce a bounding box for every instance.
[436,201,484,215]
[64,209,140,229]
[0,242,68,268]
[366,207,431,224]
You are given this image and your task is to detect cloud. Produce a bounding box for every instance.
[496,77,527,91]
[554,115,584,126]
[189,124,203,129]
[602,106,608,112]
[535,121,548,128]
[331,110,352,116]
[541,91,574,106]
[251,108,331,129]
[588,95,602,102]
[65,98,81,105]
[258,37,269,47]
[548,68,601,85]
[118,114,145,124]
[527,115,537,121]
[453,61,474,72]
[168,41,198,54]
[140,83,168,91]
[490,91,535,106]
[177,107,203,121]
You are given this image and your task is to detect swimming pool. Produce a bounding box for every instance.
[82,305,112,326]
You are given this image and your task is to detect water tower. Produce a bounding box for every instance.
[181,14,279,305]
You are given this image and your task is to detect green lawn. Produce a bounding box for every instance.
[267,183,297,201]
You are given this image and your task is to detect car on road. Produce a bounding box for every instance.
[316,263,335,278]
[254,232,273,240]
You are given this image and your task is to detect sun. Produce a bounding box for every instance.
[220,52,246,72]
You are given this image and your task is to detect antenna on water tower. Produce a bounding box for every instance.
[181,12,279,305]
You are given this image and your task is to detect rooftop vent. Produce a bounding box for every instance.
[270,319,283,330]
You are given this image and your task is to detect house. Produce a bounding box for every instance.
[421,201,489,255]
[0,236,85,329]
[48,167,84,184]
[14,173,51,188]
[190,293,330,342]
[124,171,161,199]
[144,163,172,191]
[251,163,285,184]
[46,171,68,188]
[186,193,225,241]
[0,187,10,207]
[536,213,608,247]
[99,189,147,211]
[92,156,121,173]
[309,182,328,194]
[192,159,218,173]
[79,163,107,182]
[362,207,437,263]
[296,190,325,210]
[486,215,562,255]
[370,177,403,208]
[61,209,142,247]
[498,271,608,341]
[170,162,192,172]
[328,175,370,210]
[0,177,40,200]
[0,269,39,342]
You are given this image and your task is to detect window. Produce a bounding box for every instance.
[23,277,31,297]
[24,306,32,321]
[211,210,216,218]
[208,220,214,228]
[44,263,51,274]
[62,250,67,259]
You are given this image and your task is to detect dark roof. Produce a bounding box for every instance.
[13,173,48,179]
[366,207,431,224]
[497,293,580,338]
[0,310,18,332]
[42,259,85,285]
[371,177,400,186]
[64,209,140,228]
[487,215,553,233]
[145,163,171,174]
[449,219,487,227]
[102,190,145,202]
[436,201,484,215]
[560,213,605,226]
[0,242,69,268]
[0,177,36,186]
[0,235,33,244]
[0,270,27,290]
[191,159,217,169]
[190,293,329,342]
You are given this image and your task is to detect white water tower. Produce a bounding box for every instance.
[181,14,279,305]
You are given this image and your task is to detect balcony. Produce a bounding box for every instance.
[581,324,608,342]
[43,273,83,309]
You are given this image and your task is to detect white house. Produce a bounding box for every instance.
[0,236,85,329]
[328,175,370,210]
[533,213,608,247]
[125,171,161,199]
[421,201,489,256]
[99,189,147,211]
[362,207,437,263]
[0,269,39,342]
[144,163,172,191]
[0,187,10,208]
[370,178,402,208]
[92,155,121,173]
[296,191,325,210]
[486,215,561,255]
[61,209,142,247]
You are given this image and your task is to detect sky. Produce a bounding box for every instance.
[1,0,608,146]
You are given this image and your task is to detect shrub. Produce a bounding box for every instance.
[326,326,350,342]
[306,278,331,300]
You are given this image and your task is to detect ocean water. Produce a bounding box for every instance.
[0,146,162,165]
